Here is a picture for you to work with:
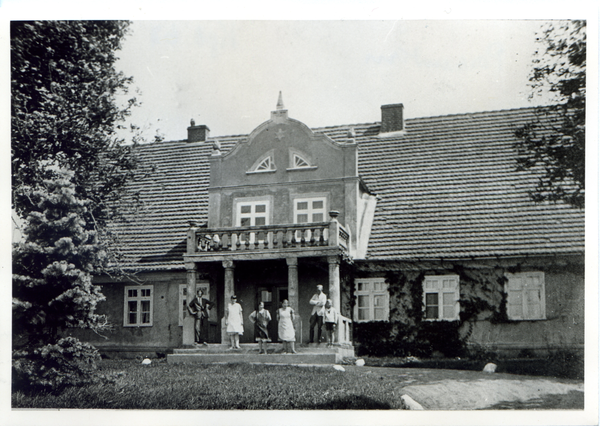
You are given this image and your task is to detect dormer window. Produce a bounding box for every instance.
[248,150,276,174]
[287,148,317,171]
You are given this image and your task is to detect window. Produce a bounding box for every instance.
[354,278,389,322]
[248,150,276,174]
[423,275,460,321]
[293,197,327,223]
[236,200,270,227]
[124,285,153,327]
[255,156,274,171]
[292,153,310,168]
[505,272,546,320]
[287,149,316,171]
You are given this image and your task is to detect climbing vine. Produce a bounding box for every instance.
[352,263,512,358]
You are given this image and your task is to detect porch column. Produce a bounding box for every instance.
[286,257,302,343]
[327,255,341,310]
[221,259,235,345]
[328,255,342,344]
[183,262,197,346]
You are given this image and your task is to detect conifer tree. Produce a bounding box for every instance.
[11,21,140,389]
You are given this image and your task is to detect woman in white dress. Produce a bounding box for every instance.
[277,299,297,354]
[225,295,243,349]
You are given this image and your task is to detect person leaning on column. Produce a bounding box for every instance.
[187,288,212,346]
[308,284,327,344]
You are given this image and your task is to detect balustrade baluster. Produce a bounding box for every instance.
[309,228,316,245]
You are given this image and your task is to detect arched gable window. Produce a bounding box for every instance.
[256,156,274,171]
[287,148,317,171]
[247,150,276,174]
[293,153,310,168]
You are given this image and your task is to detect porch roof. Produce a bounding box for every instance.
[109,106,584,271]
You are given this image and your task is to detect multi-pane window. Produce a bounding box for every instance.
[294,197,326,223]
[423,275,460,321]
[354,278,389,322]
[236,201,269,227]
[124,286,153,327]
[505,272,546,320]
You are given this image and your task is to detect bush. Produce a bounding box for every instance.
[354,321,464,358]
[13,337,102,393]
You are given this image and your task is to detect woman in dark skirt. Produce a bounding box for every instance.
[249,301,272,354]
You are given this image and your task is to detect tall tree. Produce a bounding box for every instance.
[11,20,139,373]
[515,20,586,208]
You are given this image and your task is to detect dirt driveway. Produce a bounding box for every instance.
[341,365,584,410]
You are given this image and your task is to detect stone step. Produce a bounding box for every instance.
[167,352,338,364]
[172,343,344,355]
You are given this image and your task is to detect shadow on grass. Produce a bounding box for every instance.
[299,395,394,410]
[485,390,584,410]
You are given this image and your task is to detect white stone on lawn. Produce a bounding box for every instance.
[483,363,497,373]
[142,358,152,365]
[333,365,345,372]
[401,394,424,410]
[355,359,365,366]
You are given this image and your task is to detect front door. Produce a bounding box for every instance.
[257,286,287,342]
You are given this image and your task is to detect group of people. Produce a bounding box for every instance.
[189,284,338,353]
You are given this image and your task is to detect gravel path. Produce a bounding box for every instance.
[341,366,584,410]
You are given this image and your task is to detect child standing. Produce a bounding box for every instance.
[277,299,297,354]
[225,295,243,349]
[249,301,272,354]
[323,299,338,347]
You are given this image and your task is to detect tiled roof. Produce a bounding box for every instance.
[110,107,584,270]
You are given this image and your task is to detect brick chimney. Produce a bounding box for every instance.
[187,118,210,142]
[380,103,404,134]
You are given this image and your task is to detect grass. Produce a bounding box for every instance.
[360,355,584,380]
[12,359,404,409]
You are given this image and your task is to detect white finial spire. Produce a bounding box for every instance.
[276,91,285,110]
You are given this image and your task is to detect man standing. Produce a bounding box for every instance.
[308,284,327,344]
[188,288,212,346]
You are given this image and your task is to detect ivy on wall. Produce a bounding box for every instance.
[352,263,512,358]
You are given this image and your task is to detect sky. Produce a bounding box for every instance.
[115,20,552,142]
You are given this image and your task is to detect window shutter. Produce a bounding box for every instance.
[505,272,545,320]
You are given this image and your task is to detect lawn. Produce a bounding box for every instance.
[12,359,405,409]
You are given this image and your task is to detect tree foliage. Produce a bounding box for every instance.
[515,20,585,208]
[11,20,139,356]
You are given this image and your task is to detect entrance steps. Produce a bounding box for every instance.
[167,343,353,365]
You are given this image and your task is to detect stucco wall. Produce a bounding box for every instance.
[68,272,188,356]
[467,268,584,355]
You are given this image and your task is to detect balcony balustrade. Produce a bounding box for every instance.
[187,212,349,258]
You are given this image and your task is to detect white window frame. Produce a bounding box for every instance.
[247,150,276,174]
[287,148,317,171]
[505,272,546,321]
[235,199,270,227]
[354,278,390,322]
[179,282,210,326]
[124,285,153,327]
[293,197,327,224]
[422,275,460,321]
